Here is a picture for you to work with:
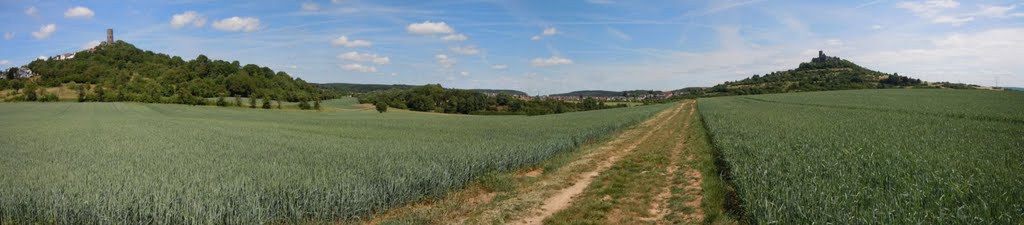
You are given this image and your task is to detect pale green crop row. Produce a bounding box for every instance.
[0,101,672,224]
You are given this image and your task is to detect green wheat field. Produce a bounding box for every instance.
[0,100,669,224]
[698,89,1024,224]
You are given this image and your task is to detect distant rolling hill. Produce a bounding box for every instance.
[667,51,945,97]
[550,90,623,97]
[1004,87,1024,91]
[319,83,528,96]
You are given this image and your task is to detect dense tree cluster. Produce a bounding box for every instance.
[357,84,626,115]
[2,41,318,104]
[879,73,923,87]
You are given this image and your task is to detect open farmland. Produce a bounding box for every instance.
[0,102,670,224]
[698,89,1024,224]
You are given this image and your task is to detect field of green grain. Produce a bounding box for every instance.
[698,89,1024,224]
[0,101,670,224]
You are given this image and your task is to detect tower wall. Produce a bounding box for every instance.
[107,29,113,44]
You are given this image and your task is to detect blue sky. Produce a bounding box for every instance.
[2,0,1023,95]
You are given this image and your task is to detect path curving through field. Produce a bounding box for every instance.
[513,102,689,225]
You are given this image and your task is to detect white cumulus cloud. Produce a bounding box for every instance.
[170,11,207,28]
[64,6,95,19]
[301,2,321,11]
[340,63,377,73]
[32,24,56,39]
[331,36,372,47]
[25,6,38,17]
[531,56,573,66]
[531,35,541,41]
[212,17,261,32]
[338,52,390,65]
[435,54,456,68]
[82,40,102,50]
[441,33,468,41]
[450,46,480,55]
[407,21,454,34]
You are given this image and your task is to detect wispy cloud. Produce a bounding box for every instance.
[606,27,631,41]
[693,0,767,16]
[301,2,321,12]
[531,56,573,66]
[435,54,456,68]
[32,24,57,39]
[331,36,372,47]
[407,21,454,34]
[212,17,262,32]
[340,63,377,73]
[441,34,467,41]
[338,51,390,65]
[897,0,976,26]
[25,6,38,17]
[450,46,480,55]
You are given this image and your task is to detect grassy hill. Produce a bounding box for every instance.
[706,52,924,96]
[665,52,946,98]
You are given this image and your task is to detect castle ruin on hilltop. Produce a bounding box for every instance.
[811,50,839,63]
[105,28,114,45]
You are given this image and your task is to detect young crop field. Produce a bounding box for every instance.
[698,89,1024,224]
[0,101,671,224]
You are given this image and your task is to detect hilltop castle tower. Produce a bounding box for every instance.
[812,50,836,63]
[106,28,113,44]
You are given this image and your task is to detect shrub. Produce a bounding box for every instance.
[216,96,228,107]
[261,97,272,109]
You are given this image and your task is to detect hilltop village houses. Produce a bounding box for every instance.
[3,29,117,80]
[48,29,115,62]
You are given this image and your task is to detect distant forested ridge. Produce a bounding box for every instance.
[550,90,623,97]
[3,41,318,104]
[319,82,527,96]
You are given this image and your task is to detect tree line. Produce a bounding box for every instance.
[356,84,630,115]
